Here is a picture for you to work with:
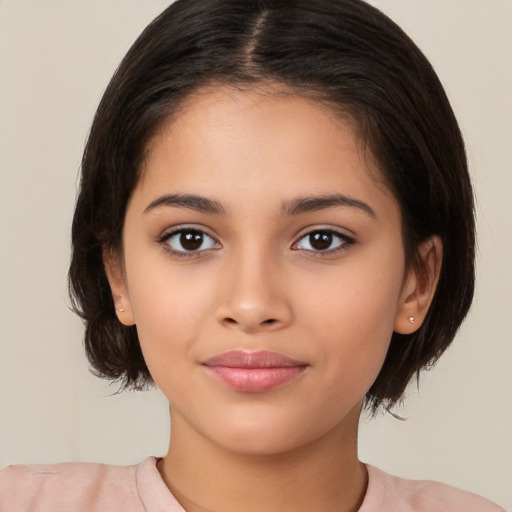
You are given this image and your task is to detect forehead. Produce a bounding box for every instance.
[147,84,363,162]
[137,85,397,219]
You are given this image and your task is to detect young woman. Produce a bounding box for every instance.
[0,0,507,510]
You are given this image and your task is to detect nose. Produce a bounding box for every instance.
[215,249,293,334]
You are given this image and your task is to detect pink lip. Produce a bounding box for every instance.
[201,350,309,393]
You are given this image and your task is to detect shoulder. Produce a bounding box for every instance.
[362,464,506,512]
[0,459,145,512]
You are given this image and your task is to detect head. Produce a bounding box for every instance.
[69,0,474,418]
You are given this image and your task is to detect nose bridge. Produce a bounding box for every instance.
[217,241,292,332]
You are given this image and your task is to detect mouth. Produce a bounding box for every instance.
[201,350,309,393]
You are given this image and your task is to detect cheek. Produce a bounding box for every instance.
[123,252,218,370]
[299,253,404,380]
[302,259,402,335]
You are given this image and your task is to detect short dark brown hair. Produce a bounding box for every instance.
[69,0,475,413]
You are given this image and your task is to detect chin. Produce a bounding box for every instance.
[205,410,343,457]
[217,430,311,457]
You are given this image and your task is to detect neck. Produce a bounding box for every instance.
[158,404,367,512]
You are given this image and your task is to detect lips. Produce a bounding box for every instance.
[201,350,309,392]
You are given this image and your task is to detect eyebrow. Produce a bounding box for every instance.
[282,194,376,218]
[143,192,376,218]
[144,194,226,215]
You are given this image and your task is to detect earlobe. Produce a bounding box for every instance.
[103,247,136,326]
[394,236,442,335]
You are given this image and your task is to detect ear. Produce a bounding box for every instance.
[394,236,442,334]
[103,247,135,326]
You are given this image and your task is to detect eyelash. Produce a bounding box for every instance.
[158,227,355,259]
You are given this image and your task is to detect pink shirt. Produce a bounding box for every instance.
[0,457,505,511]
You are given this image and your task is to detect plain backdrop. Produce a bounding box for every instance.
[0,0,511,509]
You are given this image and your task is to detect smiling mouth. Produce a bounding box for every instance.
[201,350,309,393]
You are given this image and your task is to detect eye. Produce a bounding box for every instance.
[162,228,220,255]
[294,229,353,254]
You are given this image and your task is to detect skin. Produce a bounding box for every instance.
[105,86,441,512]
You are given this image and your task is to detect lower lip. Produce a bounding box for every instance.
[203,366,307,392]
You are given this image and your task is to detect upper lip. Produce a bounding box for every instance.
[201,350,309,368]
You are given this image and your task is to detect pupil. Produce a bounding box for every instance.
[180,231,203,251]
[310,231,332,251]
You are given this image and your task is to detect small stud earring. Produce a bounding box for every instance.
[119,308,125,313]
[408,316,415,324]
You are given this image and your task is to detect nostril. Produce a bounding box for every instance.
[220,316,283,331]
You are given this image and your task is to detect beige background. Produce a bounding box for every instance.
[0,0,511,509]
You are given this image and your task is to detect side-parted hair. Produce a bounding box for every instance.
[69,0,475,413]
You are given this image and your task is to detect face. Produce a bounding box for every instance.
[108,86,426,455]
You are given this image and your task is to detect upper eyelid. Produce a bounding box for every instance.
[294,226,354,241]
[159,225,219,241]
[292,229,355,259]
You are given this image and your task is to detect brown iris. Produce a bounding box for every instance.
[180,230,204,251]
[309,231,333,251]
